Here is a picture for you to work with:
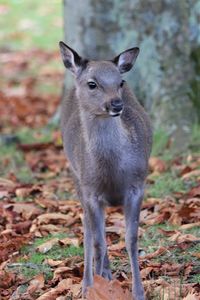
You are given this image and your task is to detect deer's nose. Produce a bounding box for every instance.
[110,99,123,113]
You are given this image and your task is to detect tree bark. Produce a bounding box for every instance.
[57,0,200,150]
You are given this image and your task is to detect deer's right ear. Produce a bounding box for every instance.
[59,41,82,76]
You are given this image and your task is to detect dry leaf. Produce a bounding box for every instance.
[36,238,59,253]
[183,293,199,300]
[182,170,200,179]
[108,240,126,251]
[180,222,200,230]
[36,213,70,225]
[44,258,63,267]
[36,278,72,300]
[27,273,45,295]
[4,203,42,220]
[59,237,79,247]
[169,233,200,243]
[86,275,132,300]
[140,246,167,260]
[149,157,167,173]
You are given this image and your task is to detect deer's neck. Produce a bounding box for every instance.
[79,110,126,157]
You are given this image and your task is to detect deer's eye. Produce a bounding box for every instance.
[87,81,97,90]
[120,80,125,88]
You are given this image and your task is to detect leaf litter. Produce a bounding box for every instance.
[0,50,200,299]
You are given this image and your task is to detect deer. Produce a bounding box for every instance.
[59,41,152,300]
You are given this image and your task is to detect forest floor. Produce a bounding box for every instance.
[0,48,200,300]
[1,2,200,300]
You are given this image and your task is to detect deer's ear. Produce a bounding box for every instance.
[59,41,84,75]
[113,47,139,74]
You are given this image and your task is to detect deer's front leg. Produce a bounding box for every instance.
[82,192,106,295]
[82,209,93,296]
[124,186,145,300]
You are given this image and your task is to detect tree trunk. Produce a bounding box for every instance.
[57,0,200,150]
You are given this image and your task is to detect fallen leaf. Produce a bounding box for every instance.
[188,185,200,197]
[191,252,200,259]
[4,203,42,220]
[36,278,72,300]
[183,293,199,300]
[169,233,200,243]
[58,237,79,247]
[180,222,200,230]
[149,157,167,173]
[140,267,153,279]
[36,213,70,225]
[86,275,132,300]
[108,240,126,251]
[27,273,45,295]
[140,247,167,260]
[36,238,59,253]
[44,258,63,267]
[182,170,200,179]
[158,228,178,237]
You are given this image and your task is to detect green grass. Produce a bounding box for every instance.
[152,129,169,157]
[0,143,33,183]
[16,126,55,144]
[147,172,186,198]
[0,0,62,51]
[18,233,83,280]
[189,123,200,153]
[0,125,58,184]
[139,224,200,299]
[152,124,200,160]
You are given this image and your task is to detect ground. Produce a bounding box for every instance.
[0,2,200,299]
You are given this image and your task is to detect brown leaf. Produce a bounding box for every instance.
[4,203,42,220]
[44,258,63,267]
[11,220,32,234]
[36,238,59,253]
[180,222,200,230]
[158,228,178,237]
[27,273,45,295]
[140,246,167,260]
[168,213,182,226]
[18,142,53,151]
[0,177,16,187]
[86,275,132,300]
[140,267,153,279]
[182,170,200,179]
[191,252,200,259]
[36,278,72,300]
[183,293,199,300]
[169,232,200,243]
[189,185,200,197]
[149,157,167,173]
[36,213,70,225]
[108,240,126,251]
[0,270,16,288]
[58,237,79,247]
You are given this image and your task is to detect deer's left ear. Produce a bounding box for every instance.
[113,47,140,74]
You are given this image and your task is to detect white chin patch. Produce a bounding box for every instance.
[109,111,122,117]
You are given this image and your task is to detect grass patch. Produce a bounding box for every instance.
[0,143,33,183]
[152,129,169,157]
[189,123,200,153]
[147,172,186,198]
[0,0,62,51]
[16,126,55,144]
[18,233,83,280]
